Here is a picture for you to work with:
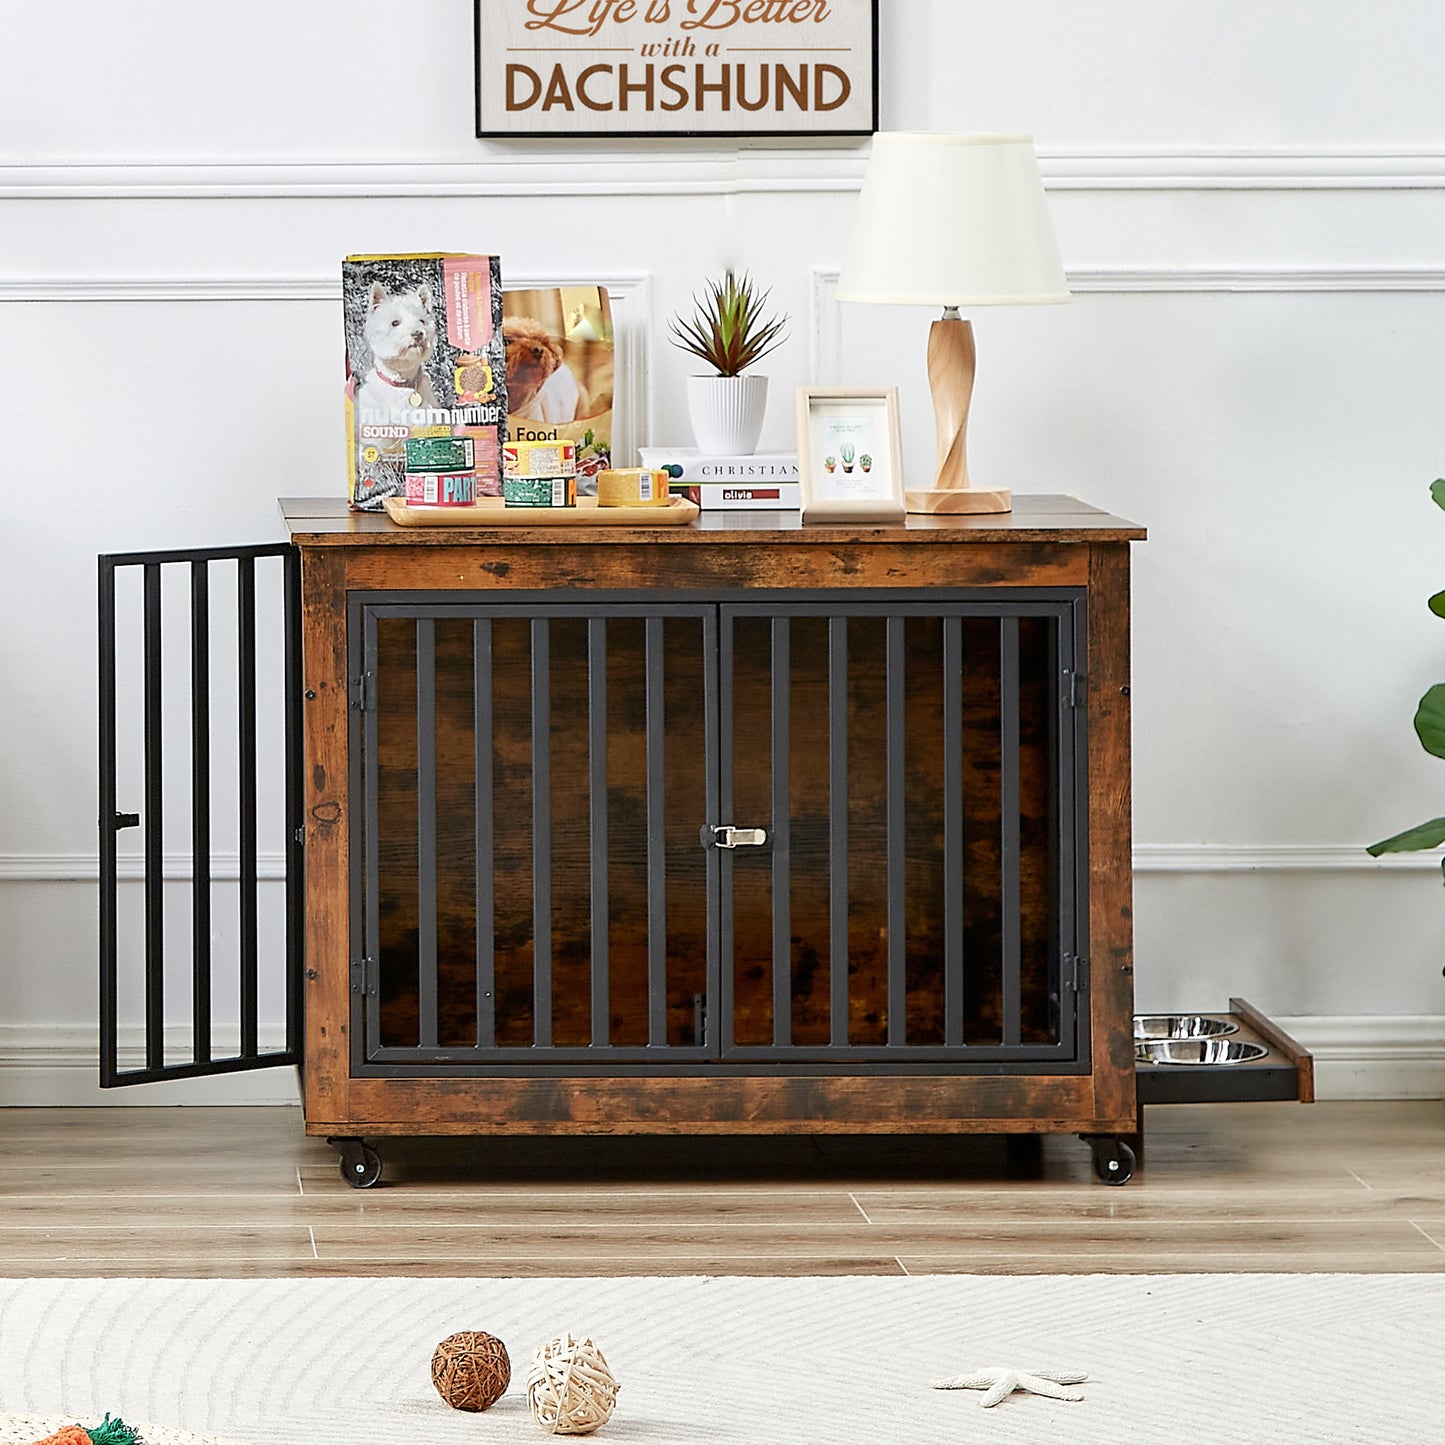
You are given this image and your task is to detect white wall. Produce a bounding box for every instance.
[4,0,1445,1103]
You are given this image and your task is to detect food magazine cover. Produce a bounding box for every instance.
[343,253,508,510]
[502,285,613,493]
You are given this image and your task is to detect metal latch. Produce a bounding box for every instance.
[712,825,768,849]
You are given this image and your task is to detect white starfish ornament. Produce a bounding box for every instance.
[931,1367,1088,1408]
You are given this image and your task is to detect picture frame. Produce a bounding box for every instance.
[795,386,905,524]
[475,0,878,141]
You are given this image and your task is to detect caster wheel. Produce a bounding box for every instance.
[342,1145,382,1188]
[328,1137,383,1189]
[1088,1137,1136,1186]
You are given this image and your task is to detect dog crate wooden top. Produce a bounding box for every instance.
[279,495,1146,547]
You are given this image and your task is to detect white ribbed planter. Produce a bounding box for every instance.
[686,373,768,455]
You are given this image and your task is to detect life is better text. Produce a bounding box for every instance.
[523,0,833,38]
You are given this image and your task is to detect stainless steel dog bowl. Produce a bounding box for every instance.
[1133,1013,1239,1042]
[1137,1038,1268,1065]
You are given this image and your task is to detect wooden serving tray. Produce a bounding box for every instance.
[383,495,700,527]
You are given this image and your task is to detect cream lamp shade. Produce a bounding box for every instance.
[836,132,1069,513]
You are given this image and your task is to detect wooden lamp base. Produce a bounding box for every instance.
[906,485,1013,514]
[915,312,1012,515]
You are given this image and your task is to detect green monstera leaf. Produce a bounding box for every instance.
[1416,683,1445,760]
[1369,480,1445,884]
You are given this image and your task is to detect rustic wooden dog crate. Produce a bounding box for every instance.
[104,494,1309,1187]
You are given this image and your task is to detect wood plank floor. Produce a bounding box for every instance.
[2,1100,1443,1276]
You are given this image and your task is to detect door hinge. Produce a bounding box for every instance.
[1065,953,1089,993]
[350,672,375,712]
[1065,670,1086,708]
[693,991,708,1048]
[293,825,306,847]
[350,956,377,996]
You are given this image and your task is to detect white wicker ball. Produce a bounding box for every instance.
[524,1333,619,1435]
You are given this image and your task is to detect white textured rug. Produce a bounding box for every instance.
[0,1275,1440,1444]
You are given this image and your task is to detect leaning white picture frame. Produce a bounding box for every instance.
[795,386,905,524]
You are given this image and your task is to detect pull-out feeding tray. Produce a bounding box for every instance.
[1134,997,1314,1106]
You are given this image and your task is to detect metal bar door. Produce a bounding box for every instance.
[717,595,1087,1068]
[350,597,718,1071]
[98,543,303,1084]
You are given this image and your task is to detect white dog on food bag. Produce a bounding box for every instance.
[356,281,439,415]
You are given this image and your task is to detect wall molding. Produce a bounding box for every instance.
[809,265,1445,384]
[1067,269,1445,294]
[1,851,290,882]
[7,150,1445,200]
[1131,844,1443,873]
[9,267,1445,310]
[0,272,653,465]
[2,843,1436,883]
[2,1018,1436,1105]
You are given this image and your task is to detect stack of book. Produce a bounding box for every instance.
[637,447,801,510]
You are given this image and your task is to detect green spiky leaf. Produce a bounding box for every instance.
[1430,477,1445,511]
[668,272,788,377]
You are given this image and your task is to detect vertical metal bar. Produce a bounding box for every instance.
[362,607,383,1063]
[237,557,259,1059]
[717,612,736,1052]
[588,618,610,1047]
[282,547,304,1060]
[1000,615,1022,1047]
[828,617,849,1048]
[1062,601,1087,1052]
[98,558,120,1086]
[770,616,791,1050]
[531,618,553,1047]
[474,619,496,1048]
[942,615,965,1048]
[1047,612,1065,1047]
[416,618,439,1050]
[646,617,668,1047]
[143,562,165,1071]
[702,606,720,1052]
[190,560,212,1064]
[885,615,906,1047]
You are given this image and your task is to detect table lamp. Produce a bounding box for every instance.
[836,132,1070,514]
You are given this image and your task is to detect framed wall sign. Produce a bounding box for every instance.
[476,1,878,140]
[795,386,904,524]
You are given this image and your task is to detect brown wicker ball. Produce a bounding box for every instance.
[431,1330,512,1412]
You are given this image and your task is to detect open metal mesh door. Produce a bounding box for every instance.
[98,543,303,1085]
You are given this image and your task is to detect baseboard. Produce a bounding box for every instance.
[1275,1016,1445,1101]
[2,1018,1441,1107]
[0,1027,300,1107]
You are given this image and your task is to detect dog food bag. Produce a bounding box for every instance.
[342,253,508,511]
[502,285,614,495]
